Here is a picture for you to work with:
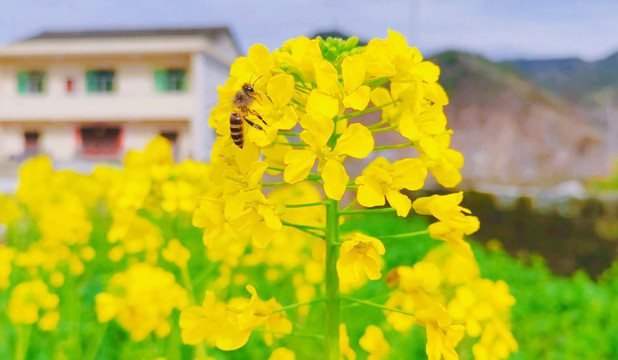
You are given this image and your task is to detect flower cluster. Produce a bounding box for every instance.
[386,245,518,360]
[95,262,189,341]
[180,285,291,350]
[0,30,517,360]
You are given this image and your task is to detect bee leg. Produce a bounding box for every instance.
[244,117,264,132]
[247,108,269,126]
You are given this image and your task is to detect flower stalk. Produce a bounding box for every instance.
[324,198,341,360]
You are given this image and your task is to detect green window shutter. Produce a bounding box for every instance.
[154,69,167,92]
[38,72,46,93]
[85,70,97,93]
[179,70,187,91]
[17,71,28,94]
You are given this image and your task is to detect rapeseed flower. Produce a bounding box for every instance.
[413,192,479,258]
[337,233,385,284]
[95,263,188,341]
[355,157,427,216]
[359,325,390,360]
[8,280,60,330]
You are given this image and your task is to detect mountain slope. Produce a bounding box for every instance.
[504,52,618,108]
[430,51,610,186]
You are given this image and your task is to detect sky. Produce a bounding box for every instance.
[0,0,616,61]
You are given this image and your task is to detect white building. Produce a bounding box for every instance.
[0,27,238,162]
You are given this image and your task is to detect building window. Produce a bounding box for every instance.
[154,69,187,92]
[66,78,74,93]
[24,131,40,152]
[17,71,45,94]
[79,125,122,156]
[86,70,115,93]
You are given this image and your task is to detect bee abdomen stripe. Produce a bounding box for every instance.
[231,133,243,140]
[230,125,243,131]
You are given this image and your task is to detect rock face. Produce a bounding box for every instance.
[431,51,611,188]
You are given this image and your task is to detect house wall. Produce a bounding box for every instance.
[0,55,194,121]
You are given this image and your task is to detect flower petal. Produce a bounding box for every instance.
[342,55,366,94]
[333,123,374,158]
[385,190,411,217]
[314,60,340,97]
[343,85,371,110]
[355,176,385,207]
[322,159,349,200]
[267,74,295,107]
[283,150,316,184]
[306,90,339,118]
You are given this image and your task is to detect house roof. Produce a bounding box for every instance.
[23,26,233,42]
[0,26,240,65]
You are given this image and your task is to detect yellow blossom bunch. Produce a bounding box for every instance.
[175,31,515,360]
[385,244,518,360]
[0,31,518,360]
[7,280,60,331]
[95,262,189,341]
[179,285,291,350]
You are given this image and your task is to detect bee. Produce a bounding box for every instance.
[230,75,268,148]
[230,112,264,148]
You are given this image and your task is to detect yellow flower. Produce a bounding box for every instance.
[419,133,464,188]
[192,197,226,247]
[359,325,390,360]
[95,263,188,341]
[276,36,323,82]
[179,291,227,346]
[224,189,284,248]
[340,324,357,360]
[472,319,518,360]
[107,215,164,258]
[256,297,293,346]
[416,303,465,360]
[160,179,198,213]
[355,157,427,216]
[180,285,288,351]
[162,239,191,268]
[38,310,60,331]
[8,280,59,330]
[337,233,385,284]
[269,347,296,360]
[412,192,479,258]
[0,246,15,289]
[0,194,23,225]
[284,114,374,200]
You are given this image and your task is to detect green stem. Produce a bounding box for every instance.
[365,77,390,89]
[267,166,284,172]
[281,220,326,232]
[262,181,289,187]
[339,208,397,216]
[272,141,308,147]
[271,297,326,313]
[371,125,398,133]
[340,295,416,317]
[285,201,328,208]
[335,100,398,122]
[324,199,340,360]
[84,323,108,360]
[378,230,429,239]
[15,324,31,360]
[374,142,415,151]
[277,131,301,137]
[180,266,197,306]
[343,198,358,211]
[256,329,324,340]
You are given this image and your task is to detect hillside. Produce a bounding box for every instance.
[429,51,610,187]
[505,52,618,108]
